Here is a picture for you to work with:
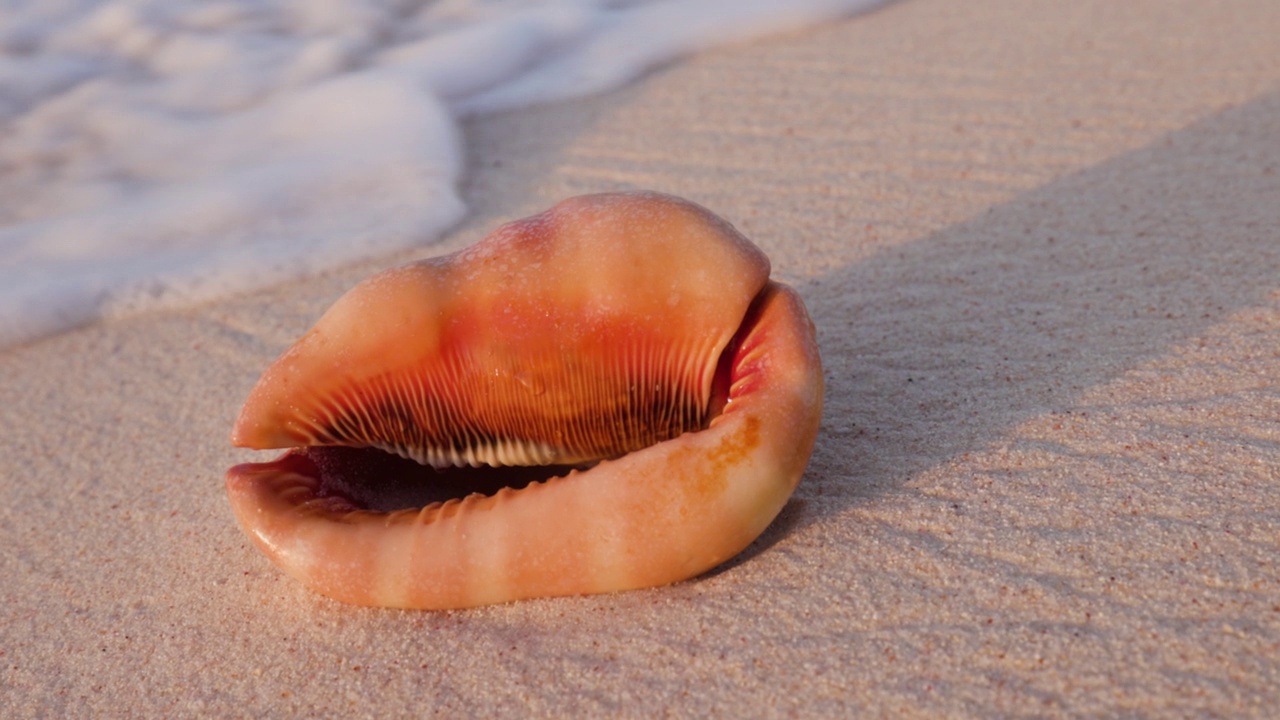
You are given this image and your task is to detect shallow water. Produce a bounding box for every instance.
[0,0,884,349]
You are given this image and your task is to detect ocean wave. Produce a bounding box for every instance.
[0,0,884,348]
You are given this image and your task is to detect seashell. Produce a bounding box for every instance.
[226,191,824,610]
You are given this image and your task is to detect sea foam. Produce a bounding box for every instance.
[0,0,884,349]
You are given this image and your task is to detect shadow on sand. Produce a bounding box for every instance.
[727,89,1280,568]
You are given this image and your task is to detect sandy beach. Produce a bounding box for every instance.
[3,0,1279,716]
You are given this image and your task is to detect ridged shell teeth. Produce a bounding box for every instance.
[381,437,560,470]
[231,191,771,469]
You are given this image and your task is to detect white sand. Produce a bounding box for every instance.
[3,0,1279,716]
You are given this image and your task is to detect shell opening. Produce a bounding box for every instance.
[265,299,759,515]
[291,446,585,513]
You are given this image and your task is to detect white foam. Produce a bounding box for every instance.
[0,0,885,348]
